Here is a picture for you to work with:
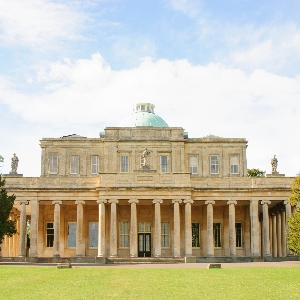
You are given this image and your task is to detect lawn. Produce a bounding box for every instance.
[1,266,300,299]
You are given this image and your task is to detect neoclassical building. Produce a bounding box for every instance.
[1,103,294,262]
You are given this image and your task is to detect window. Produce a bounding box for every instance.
[236,223,242,247]
[192,223,200,247]
[46,222,54,247]
[89,222,98,248]
[189,156,198,174]
[68,222,76,247]
[119,222,129,247]
[49,156,58,173]
[213,223,221,247]
[160,156,168,173]
[91,155,99,174]
[120,155,129,173]
[70,156,79,174]
[230,155,239,174]
[161,222,170,247]
[210,155,219,174]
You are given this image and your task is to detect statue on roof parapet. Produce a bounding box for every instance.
[10,153,19,174]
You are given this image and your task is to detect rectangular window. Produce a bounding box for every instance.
[49,156,58,173]
[210,155,219,174]
[192,223,200,247]
[161,222,170,247]
[120,155,129,173]
[68,222,76,247]
[213,223,221,247]
[70,156,79,174]
[46,222,54,247]
[89,222,98,248]
[236,223,242,247]
[189,156,198,174]
[230,155,239,174]
[119,222,129,247]
[91,155,99,174]
[160,156,168,173]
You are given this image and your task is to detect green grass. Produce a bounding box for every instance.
[1,266,300,299]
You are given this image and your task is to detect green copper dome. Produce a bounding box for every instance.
[119,103,169,127]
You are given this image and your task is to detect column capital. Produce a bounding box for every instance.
[183,199,194,204]
[128,199,139,204]
[18,200,29,205]
[261,200,271,205]
[205,200,215,205]
[284,200,290,205]
[52,200,62,205]
[75,200,85,205]
[227,200,237,205]
[153,199,163,204]
[172,199,182,204]
[97,199,107,204]
[108,198,119,204]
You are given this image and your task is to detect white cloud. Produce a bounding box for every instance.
[166,0,204,18]
[0,0,86,49]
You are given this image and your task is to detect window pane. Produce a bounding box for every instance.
[68,223,77,247]
[119,221,129,247]
[49,156,58,173]
[236,223,242,247]
[210,156,219,174]
[46,222,54,247]
[192,223,200,247]
[70,156,79,174]
[89,222,98,248]
[189,156,198,174]
[161,222,170,247]
[161,156,168,173]
[121,156,128,172]
[230,156,239,174]
[213,223,221,247]
[91,155,99,174]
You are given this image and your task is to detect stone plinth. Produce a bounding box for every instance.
[266,172,285,177]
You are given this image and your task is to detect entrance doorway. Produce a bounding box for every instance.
[138,222,151,257]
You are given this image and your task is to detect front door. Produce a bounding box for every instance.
[138,222,151,257]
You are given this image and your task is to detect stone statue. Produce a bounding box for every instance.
[141,148,150,167]
[271,155,278,173]
[11,153,19,173]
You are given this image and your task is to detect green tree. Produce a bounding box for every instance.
[0,175,17,243]
[287,174,300,253]
[0,155,3,171]
[247,168,265,177]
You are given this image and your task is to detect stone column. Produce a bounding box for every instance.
[227,200,237,257]
[52,201,62,257]
[184,199,194,257]
[205,200,215,257]
[281,210,287,257]
[108,198,119,257]
[153,199,163,257]
[277,211,282,257]
[129,199,139,257]
[29,199,39,257]
[272,213,277,257]
[75,200,85,257]
[250,200,260,257]
[97,199,107,257]
[172,199,182,257]
[261,200,271,257]
[18,200,29,257]
[284,200,293,256]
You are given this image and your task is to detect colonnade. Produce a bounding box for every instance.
[14,198,294,259]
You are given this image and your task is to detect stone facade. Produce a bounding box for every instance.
[1,117,294,261]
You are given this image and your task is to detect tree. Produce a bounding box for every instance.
[287,174,300,253]
[247,168,265,177]
[0,175,17,243]
[0,155,3,171]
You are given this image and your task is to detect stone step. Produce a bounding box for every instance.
[106,257,185,264]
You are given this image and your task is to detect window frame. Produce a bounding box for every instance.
[46,222,54,247]
[120,155,129,173]
[235,222,242,248]
[91,155,99,174]
[161,222,170,248]
[230,155,239,174]
[189,156,198,174]
[192,222,200,248]
[160,155,168,173]
[67,222,77,248]
[49,155,58,174]
[119,221,129,248]
[210,155,219,174]
[70,155,79,174]
[213,222,221,248]
[89,222,98,248]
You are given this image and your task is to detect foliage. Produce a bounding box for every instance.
[287,174,300,253]
[247,168,265,177]
[0,175,17,243]
[0,155,3,171]
[287,209,300,253]
[288,174,300,206]
[1,267,300,299]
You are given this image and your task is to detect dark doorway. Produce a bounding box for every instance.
[138,233,151,257]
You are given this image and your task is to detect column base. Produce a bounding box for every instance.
[53,254,60,258]
[185,256,196,263]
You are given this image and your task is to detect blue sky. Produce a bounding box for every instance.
[0,0,299,176]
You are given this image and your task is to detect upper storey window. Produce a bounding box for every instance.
[230,155,239,174]
[210,155,219,174]
[91,155,99,174]
[49,156,58,174]
[120,155,129,172]
[160,156,168,173]
[189,156,198,174]
[70,155,79,174]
